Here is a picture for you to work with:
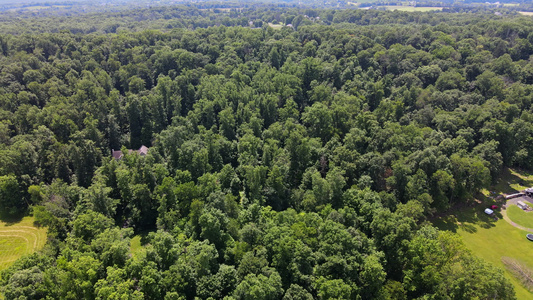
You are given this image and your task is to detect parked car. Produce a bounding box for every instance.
[527,234,533,241]
[490,205,499,210]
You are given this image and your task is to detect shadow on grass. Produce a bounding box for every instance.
[433,195,499,234]
[434,168,533,234]
[492,168,533,195]
[0,212,24,225]
[136,230,153,246]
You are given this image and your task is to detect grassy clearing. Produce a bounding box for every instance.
[268,23,283,30]
[383,6,443,12]
[130,235,143,257]
[434,168,533,299]
[507,205,533,229]
[130,230,152,257]
[0,216,47,271]
[520,12,533,16]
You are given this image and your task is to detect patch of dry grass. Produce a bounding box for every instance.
[502,257,533,292]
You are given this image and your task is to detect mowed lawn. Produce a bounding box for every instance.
[435,168,533,299]
[0,216,47,271]
[267,23,283,30]
[435,211,533,299]
[507,205,533,229]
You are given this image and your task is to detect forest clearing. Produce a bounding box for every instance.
[0,217,47,271]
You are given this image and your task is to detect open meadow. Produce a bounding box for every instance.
[507,205,533,229]
[0,217,47,271]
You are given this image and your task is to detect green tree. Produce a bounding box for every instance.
[0,175,24,217]
[233,272,284,300]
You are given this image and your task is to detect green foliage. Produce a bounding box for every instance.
[404,226,515,299]
[233,272,283,300]
[0,175,25,217]
[0,5,528,299]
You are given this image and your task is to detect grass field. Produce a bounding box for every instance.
[268,23,283,30]
[7,5,68,12]
[520,12,533,16]
[348,0,376,3]
[0,216,47,271]
[383,6,443,12]
[434,168,533,299]
[130,235,143,257]
[435,208,533,298]
[507,205,533,229]
[130,230,152,258]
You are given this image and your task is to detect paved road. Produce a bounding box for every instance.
[506,195,533,207]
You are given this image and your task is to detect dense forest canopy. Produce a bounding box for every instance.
[0,2,531,299]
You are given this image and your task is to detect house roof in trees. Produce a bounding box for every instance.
[112,146,149,159]
[111,149,123,160]
[138,145,149,156]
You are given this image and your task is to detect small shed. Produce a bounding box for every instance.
[517,201,529,210]
[525,188,533,197]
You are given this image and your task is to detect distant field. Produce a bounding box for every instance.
[198,8,243,12]
[384,6,443,12]
[268,23,283,30]
[0,217,47,271]
[346,0,375,4]
[7,5,68,12]
[520,11,533,16]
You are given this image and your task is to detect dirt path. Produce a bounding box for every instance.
[501,209,533,233]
